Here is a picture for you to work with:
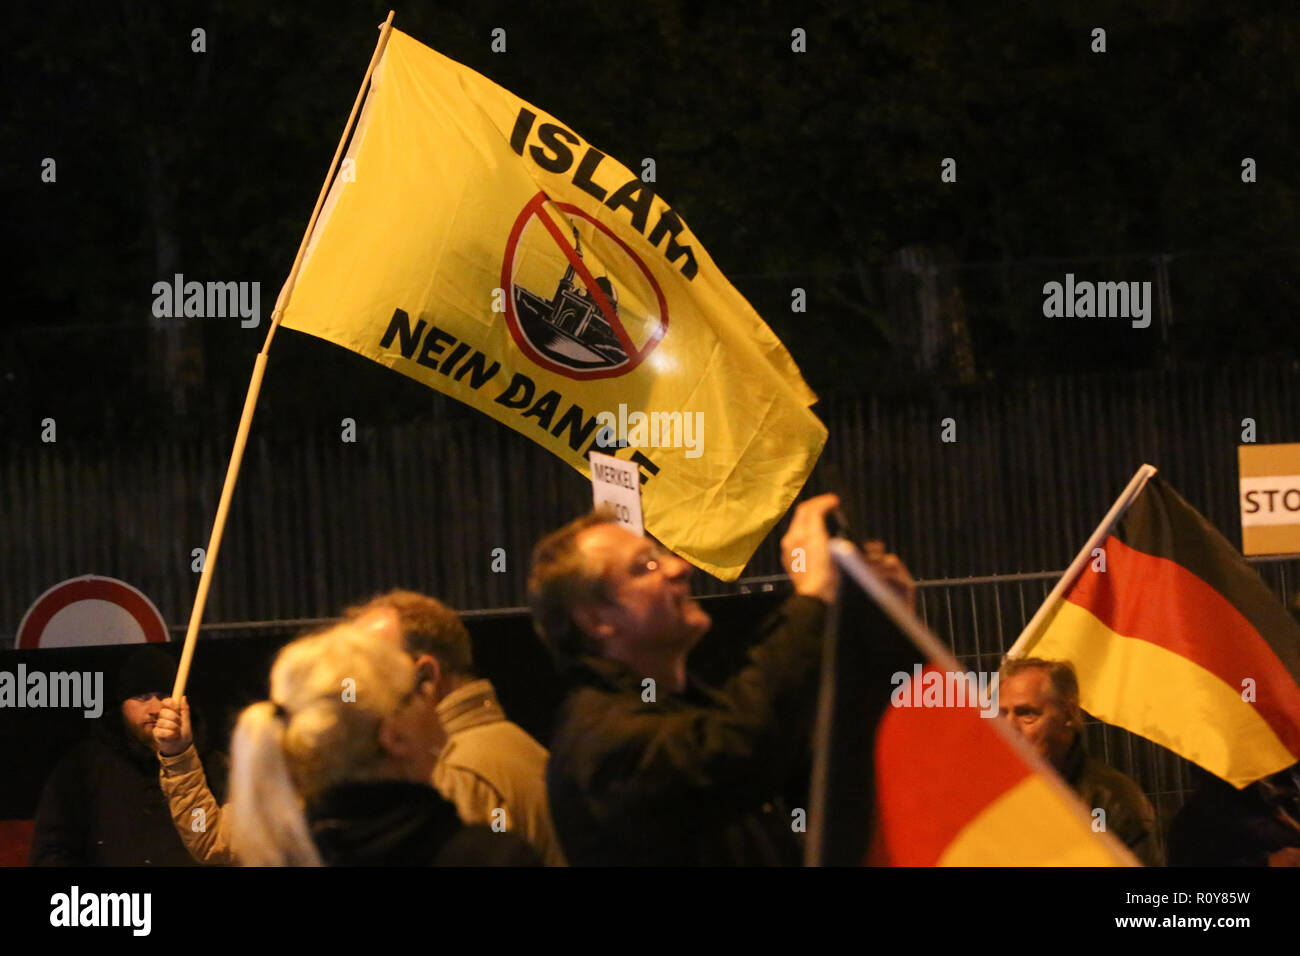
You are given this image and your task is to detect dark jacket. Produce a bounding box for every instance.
[1063,738,1164,866]
[1168,766,1300,866]
[546,595,827,866]
[30,722,199,866]
[307,780,541,866]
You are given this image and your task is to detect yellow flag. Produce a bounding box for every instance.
[280,29,827,579]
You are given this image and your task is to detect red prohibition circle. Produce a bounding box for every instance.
[15,576,169,649]
[501,192,669,380]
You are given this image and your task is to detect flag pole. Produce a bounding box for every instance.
[171,11,397,699]
[1005,463,1157,660]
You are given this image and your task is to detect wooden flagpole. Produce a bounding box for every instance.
[171,11,397,699]
[1004,463,1158,660]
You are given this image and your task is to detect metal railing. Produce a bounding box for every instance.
[911,556,1300,846]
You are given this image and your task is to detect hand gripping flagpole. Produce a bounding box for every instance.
[171,11,397,699]
[1004,463,1158,661]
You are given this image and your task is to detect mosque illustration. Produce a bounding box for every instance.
[512,229,629,371]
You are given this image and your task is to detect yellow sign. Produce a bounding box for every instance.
[279,29,826,579]
[1239,443,1300,556]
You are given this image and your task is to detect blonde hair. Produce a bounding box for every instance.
[228,622,417,866]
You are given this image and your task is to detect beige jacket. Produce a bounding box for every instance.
[158,679,564,866]
[157,745,236,865]
[432,679,566,866]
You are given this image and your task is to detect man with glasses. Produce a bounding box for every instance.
[527,494,863,865]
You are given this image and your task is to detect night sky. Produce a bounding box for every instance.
[6,1,1297,443]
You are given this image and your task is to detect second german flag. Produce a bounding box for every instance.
[1019,474,1300,787]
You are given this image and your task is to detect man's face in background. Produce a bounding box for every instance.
[121,692,164,749]
[997,668,1077,771]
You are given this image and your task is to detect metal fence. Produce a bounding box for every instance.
[6,358,1298,641]
[909,555,1300,848]
[128,555,1299,848]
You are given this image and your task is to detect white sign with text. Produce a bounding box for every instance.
[589,451,644,536]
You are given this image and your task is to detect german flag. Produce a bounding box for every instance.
[809,542,1133,866]
[1018,473,1300,788]
[868,670,1132,865]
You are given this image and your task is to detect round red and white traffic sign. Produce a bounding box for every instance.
[15,576,169,649]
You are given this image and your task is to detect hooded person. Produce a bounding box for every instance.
[30,646,202,866]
